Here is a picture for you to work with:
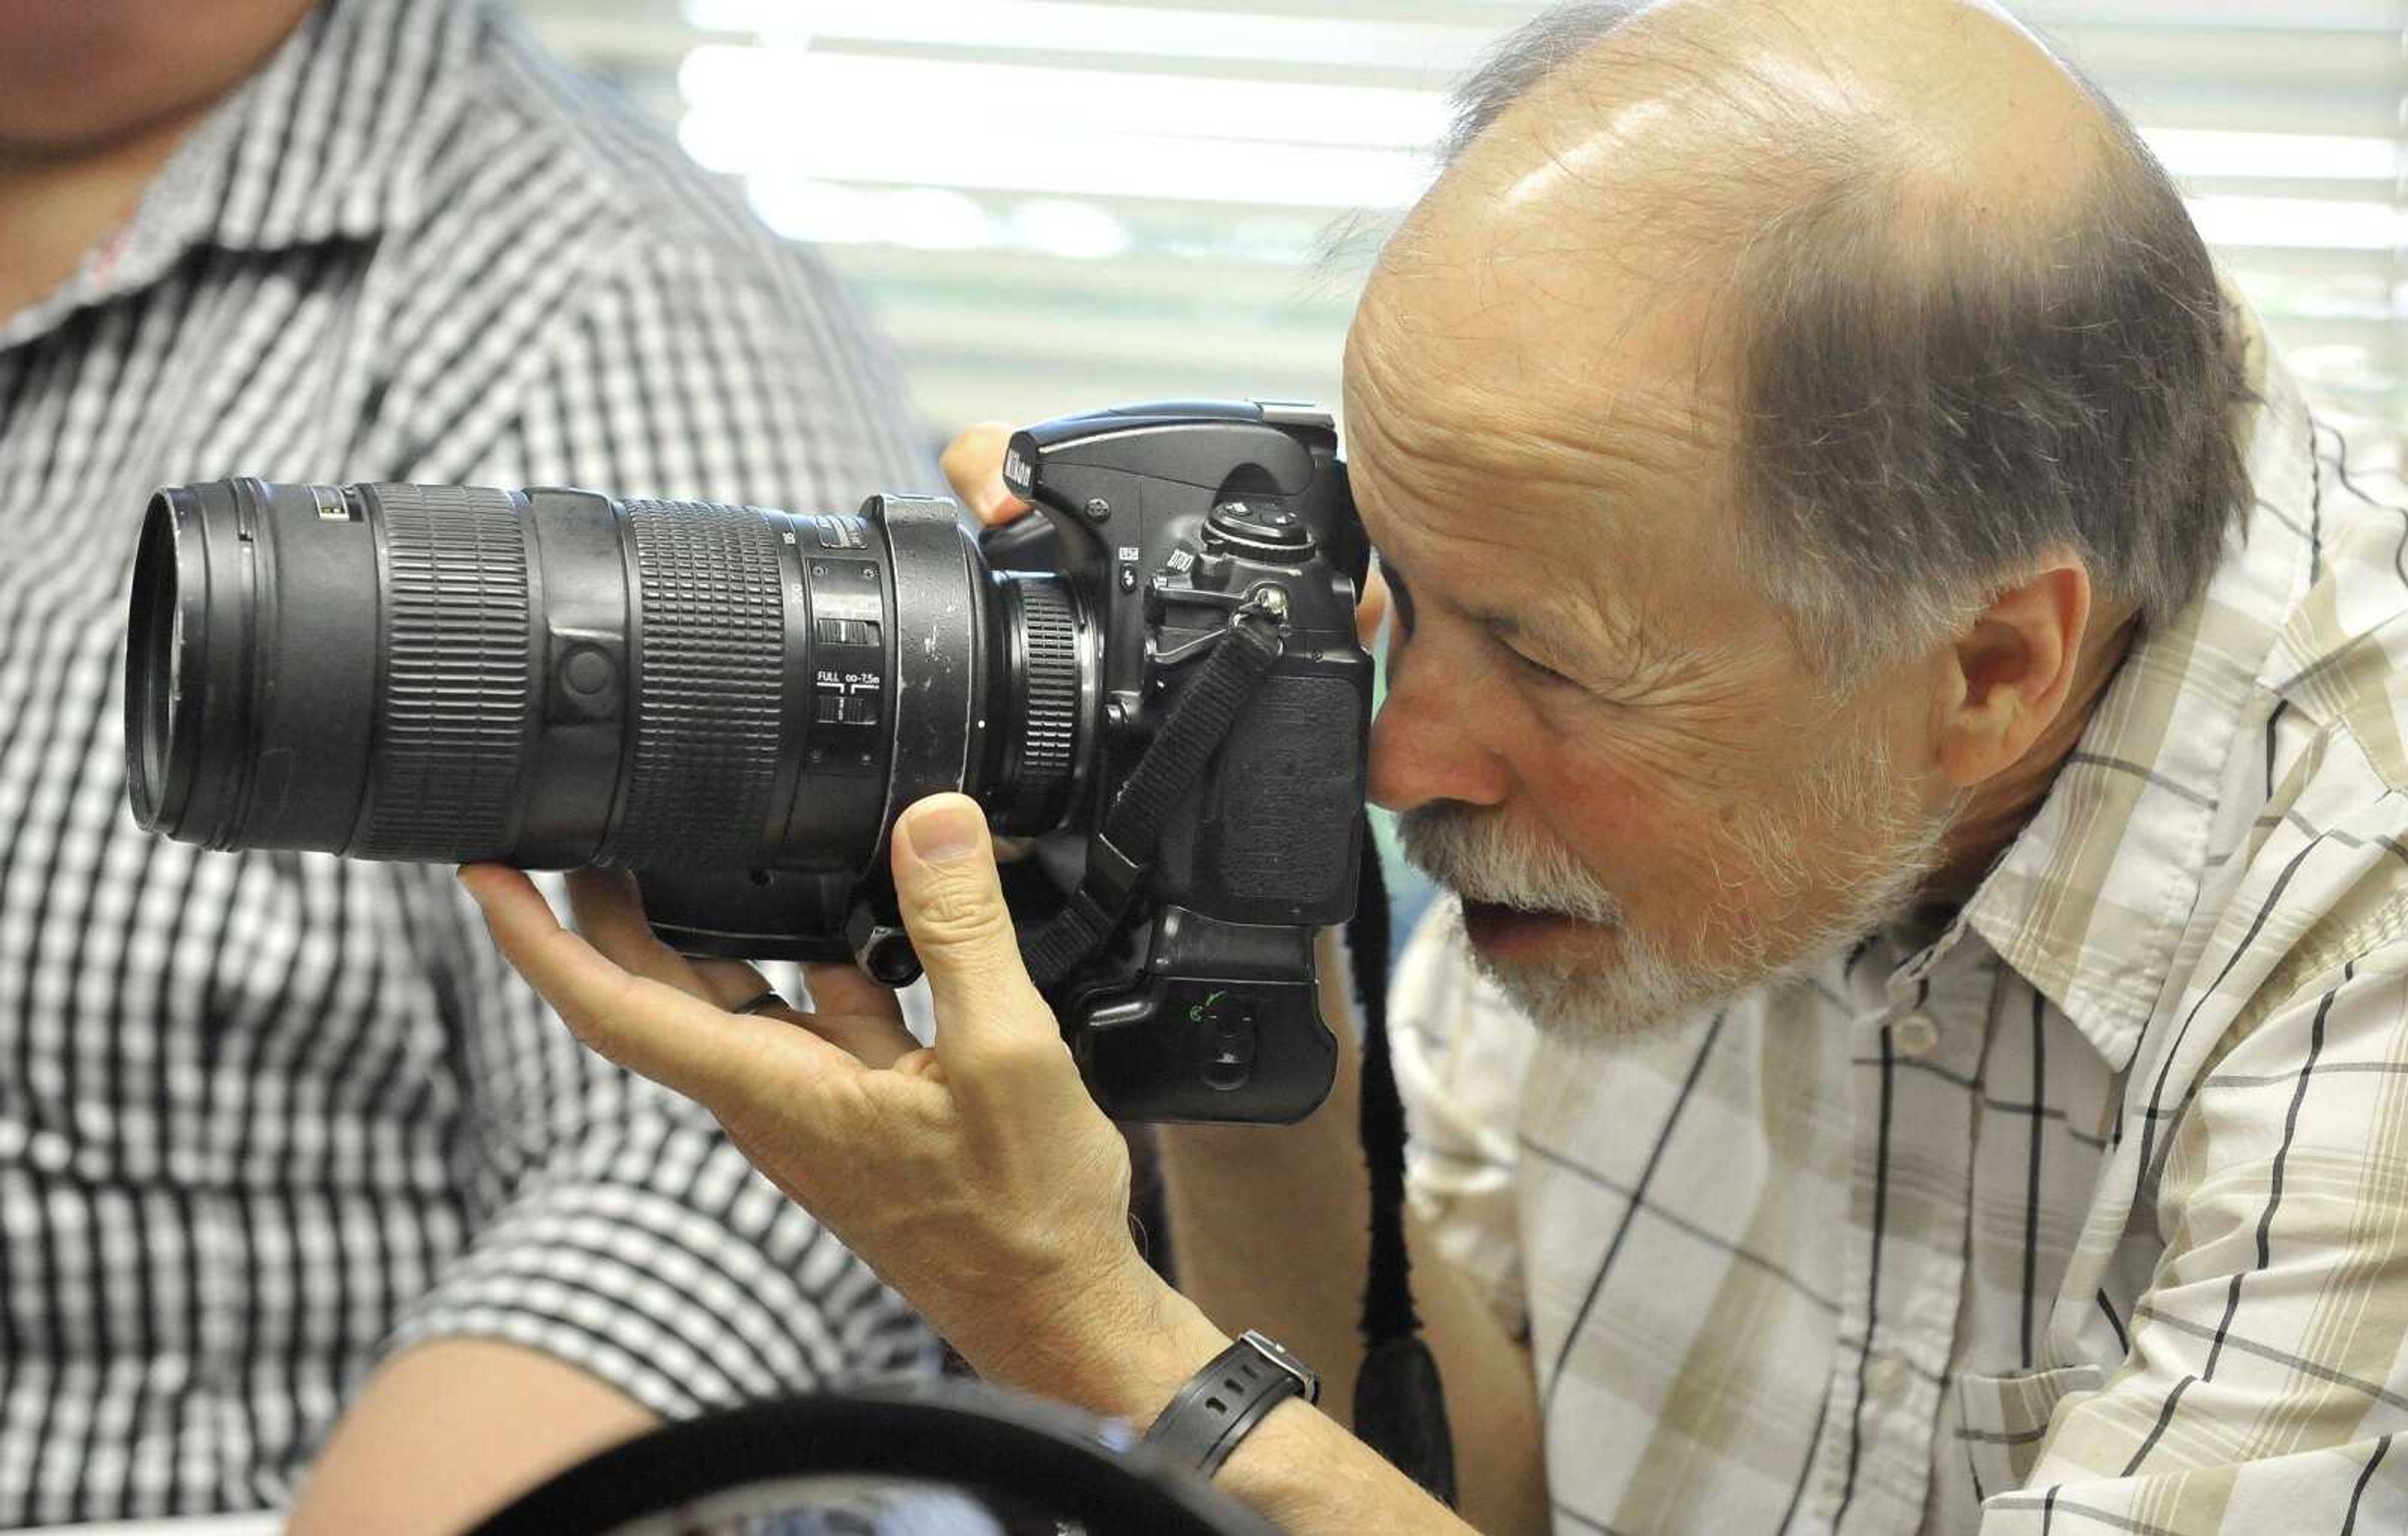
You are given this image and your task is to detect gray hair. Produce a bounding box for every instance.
[1440,1,2254,675]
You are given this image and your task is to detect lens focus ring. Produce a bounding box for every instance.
[1012,577,1079,811]
[609,499,786,869]
[356,485,532,860]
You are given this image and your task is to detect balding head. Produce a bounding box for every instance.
[1439,0,2106,196]
[1356,0,2253,1037]
[1358,0,2249,671]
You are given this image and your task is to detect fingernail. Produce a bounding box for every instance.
[904,799,983,863]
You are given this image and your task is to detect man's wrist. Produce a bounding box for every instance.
[1110,1281,1240,1423]
[963,1253,1233,1424]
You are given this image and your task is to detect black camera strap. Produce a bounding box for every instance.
[1346,838,1458,1508]
[1019,608,1286,992]
[1013,603,1457,1507]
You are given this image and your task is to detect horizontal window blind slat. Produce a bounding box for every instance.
[526,0,2408,438]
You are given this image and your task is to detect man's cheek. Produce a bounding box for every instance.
[1528,748,1723,906]
[1522,759,1645,871]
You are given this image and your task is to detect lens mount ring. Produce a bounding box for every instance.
[1003,575,1080,822]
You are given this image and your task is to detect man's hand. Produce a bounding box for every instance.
[457,796,1216,1410]
[461,796,1486,1535]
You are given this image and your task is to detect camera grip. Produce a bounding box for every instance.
[1067,910,1338,1124]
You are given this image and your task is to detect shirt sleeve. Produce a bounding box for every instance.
[374,865,937,1417]
[1975,945,2408,1533]
[1389,897,1537,1340]
[367,228,946,1415]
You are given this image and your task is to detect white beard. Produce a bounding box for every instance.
[1397,745,1956,1043]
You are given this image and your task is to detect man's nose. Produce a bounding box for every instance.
[1366,665,1512,813]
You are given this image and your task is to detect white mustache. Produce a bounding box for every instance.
[1396,805,1626,927]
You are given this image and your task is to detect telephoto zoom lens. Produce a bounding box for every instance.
[124,479,1090,883]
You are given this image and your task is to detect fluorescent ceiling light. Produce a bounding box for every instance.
[2185,194,2404,251]
[683,0,1493,73]
[680,45,1451,150]
[2144,127,2397,182]
[705,126,1432,208]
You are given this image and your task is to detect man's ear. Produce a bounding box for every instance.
[1930,558,2093,789]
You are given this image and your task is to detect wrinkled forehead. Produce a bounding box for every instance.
[1340,252,1741,618]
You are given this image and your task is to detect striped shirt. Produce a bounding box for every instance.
[1391,316,2408,1533]
[0,0,940,1522]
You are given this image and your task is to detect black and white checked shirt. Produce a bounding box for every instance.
[0,0,940,1522]
[1395,319,2408,1533]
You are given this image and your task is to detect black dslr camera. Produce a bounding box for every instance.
[124,403,1371,1123]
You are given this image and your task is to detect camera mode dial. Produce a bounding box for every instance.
[1204,499,1314,563]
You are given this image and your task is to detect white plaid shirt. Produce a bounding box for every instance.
[1392,324,2408,1533]
[0,0,938,1522]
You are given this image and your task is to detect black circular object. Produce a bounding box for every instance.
[998,573,1080,831]
[468,1383,1284,1536]
[1204,500,1313,562]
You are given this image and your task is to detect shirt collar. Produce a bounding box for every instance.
[1903,304,2320,1068]
[3,0,483,345]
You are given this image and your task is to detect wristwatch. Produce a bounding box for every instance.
[1144,1330,1321,1477]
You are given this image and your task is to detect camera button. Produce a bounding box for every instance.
[1191,992,1258,1092]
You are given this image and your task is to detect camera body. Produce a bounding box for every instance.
[1002,402,1370,1121]
[636,402,1370,1122]
[127,403,1371,1123]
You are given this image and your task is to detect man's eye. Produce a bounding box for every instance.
[1506,645,1576,689]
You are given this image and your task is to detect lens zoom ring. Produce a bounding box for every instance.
[1013,578,1079,804]
[358,485,531,860]
[611,500,785,868]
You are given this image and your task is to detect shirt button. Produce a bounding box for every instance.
[1891,1013,1939,1058]
[1866,1351,1911,1402]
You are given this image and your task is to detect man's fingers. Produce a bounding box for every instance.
[799,960,905,1023]
[889,796,1079,1102]
[562,867,708,997]
[937,422,1030,527]
[694,958,921,1071]
[690,957,791,1013]
[1358,567,1391,648]
[800,964,924,1068]
[460,865,858,1104]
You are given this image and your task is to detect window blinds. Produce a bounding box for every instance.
[524,0,2407,444]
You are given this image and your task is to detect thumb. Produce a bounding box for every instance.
[891,795,1057,1068]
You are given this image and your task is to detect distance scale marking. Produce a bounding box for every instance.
[805,552,889,773]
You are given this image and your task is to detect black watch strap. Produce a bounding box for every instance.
[1144,1331,1321,1477]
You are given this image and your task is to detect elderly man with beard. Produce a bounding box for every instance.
[462,0,2408,1532]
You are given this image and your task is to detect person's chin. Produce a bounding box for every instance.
[1458,898,1614,963]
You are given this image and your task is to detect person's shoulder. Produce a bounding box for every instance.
[430,14,826,303]
[2260,411,2408,794]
